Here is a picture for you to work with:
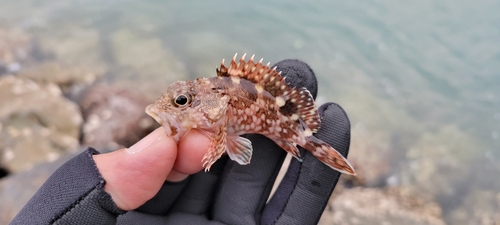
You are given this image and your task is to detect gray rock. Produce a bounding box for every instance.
[319,187,445,225]
[0,76,82,173]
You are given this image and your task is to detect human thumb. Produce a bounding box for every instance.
[93,127,178,211]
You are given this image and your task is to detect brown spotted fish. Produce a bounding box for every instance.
[146,54,355,175]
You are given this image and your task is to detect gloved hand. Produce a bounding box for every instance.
[116,59,352,225]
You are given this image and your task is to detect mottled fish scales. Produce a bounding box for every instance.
[217,53,321,133]
[146,54,356,175]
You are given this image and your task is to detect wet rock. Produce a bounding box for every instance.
[331,72,424,187]
[37,26,105,68]
[17,61,105,93]
[344,123,393,187]
[109,28,188,101]
[79,84,158,151]
[319,187,445,225]
[0,76,82,173]
[446,189,500,225]
[329,65,491,224]
[399,125,481,198]
[0,27,33,74]
[0,150,78,224]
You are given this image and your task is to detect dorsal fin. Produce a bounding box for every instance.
[285,87,321,132]
[216,53,321,132]
[217,53,285,97]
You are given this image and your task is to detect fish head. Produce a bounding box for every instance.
[146,80,196,140]
[146,79,230,141]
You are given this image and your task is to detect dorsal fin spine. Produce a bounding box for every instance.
[216,54,321,132]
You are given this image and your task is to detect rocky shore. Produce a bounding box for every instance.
[0,25,186,223]
[0,25,498,225]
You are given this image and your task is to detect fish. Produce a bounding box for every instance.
[145,54,356,175]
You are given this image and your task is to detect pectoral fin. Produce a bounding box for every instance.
[226,136,253,165]
[202,124,227,171]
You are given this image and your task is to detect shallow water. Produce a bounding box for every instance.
[1,0,499,223]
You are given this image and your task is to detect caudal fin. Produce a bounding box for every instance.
[303,136,356,175]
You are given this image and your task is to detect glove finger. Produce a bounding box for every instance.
[117,211,225,225]
[210,59,319,224]
[169,155,229,214]
[261,102,351,225]
[134,179,190,214]
[273,59,318,99]
[211,135,287,224]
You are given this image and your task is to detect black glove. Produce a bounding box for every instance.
[117,59,351,225]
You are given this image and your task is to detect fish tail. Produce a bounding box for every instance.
[303,135,356,175]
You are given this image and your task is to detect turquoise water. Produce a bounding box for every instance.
[1,0,499,222]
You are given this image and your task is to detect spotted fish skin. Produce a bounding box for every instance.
[146,54,355,175]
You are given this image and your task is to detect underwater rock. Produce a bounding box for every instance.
[399,125,480,199]
[17,61,105,94]
[0,27,33,74]
[109,28,188,101]
[445,189,500,225]
[319,187,445,225]
[0,76,82,173]
[37,26,104,68]
[345,123,393,186]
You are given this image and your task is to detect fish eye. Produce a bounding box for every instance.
[174,94,191,107]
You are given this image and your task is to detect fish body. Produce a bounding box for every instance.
[146,54,355,175]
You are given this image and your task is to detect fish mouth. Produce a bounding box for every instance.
[146,104,162,124]
[145,104,178,137]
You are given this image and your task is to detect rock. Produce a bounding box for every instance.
[328,68,425,187]
[0,76,82,173]
[344,123,393,187]
[325,64,494,224]
[0,26,33,74]
[446,189,500,225]
[109,28,188,101]
[399,125,481,198]
[16,61,105,93]
[0,150,78,224]
[315,67,410,172]
[319,187,445,225]
[37,26,105,68]
[79,84,158,151]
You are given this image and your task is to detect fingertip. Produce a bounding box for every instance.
[316,102,350,148]
[124,127,179,171]
[140,135,179,171]
[93,129,179,210]
[127,127,170,154]
[318,102,347,119]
